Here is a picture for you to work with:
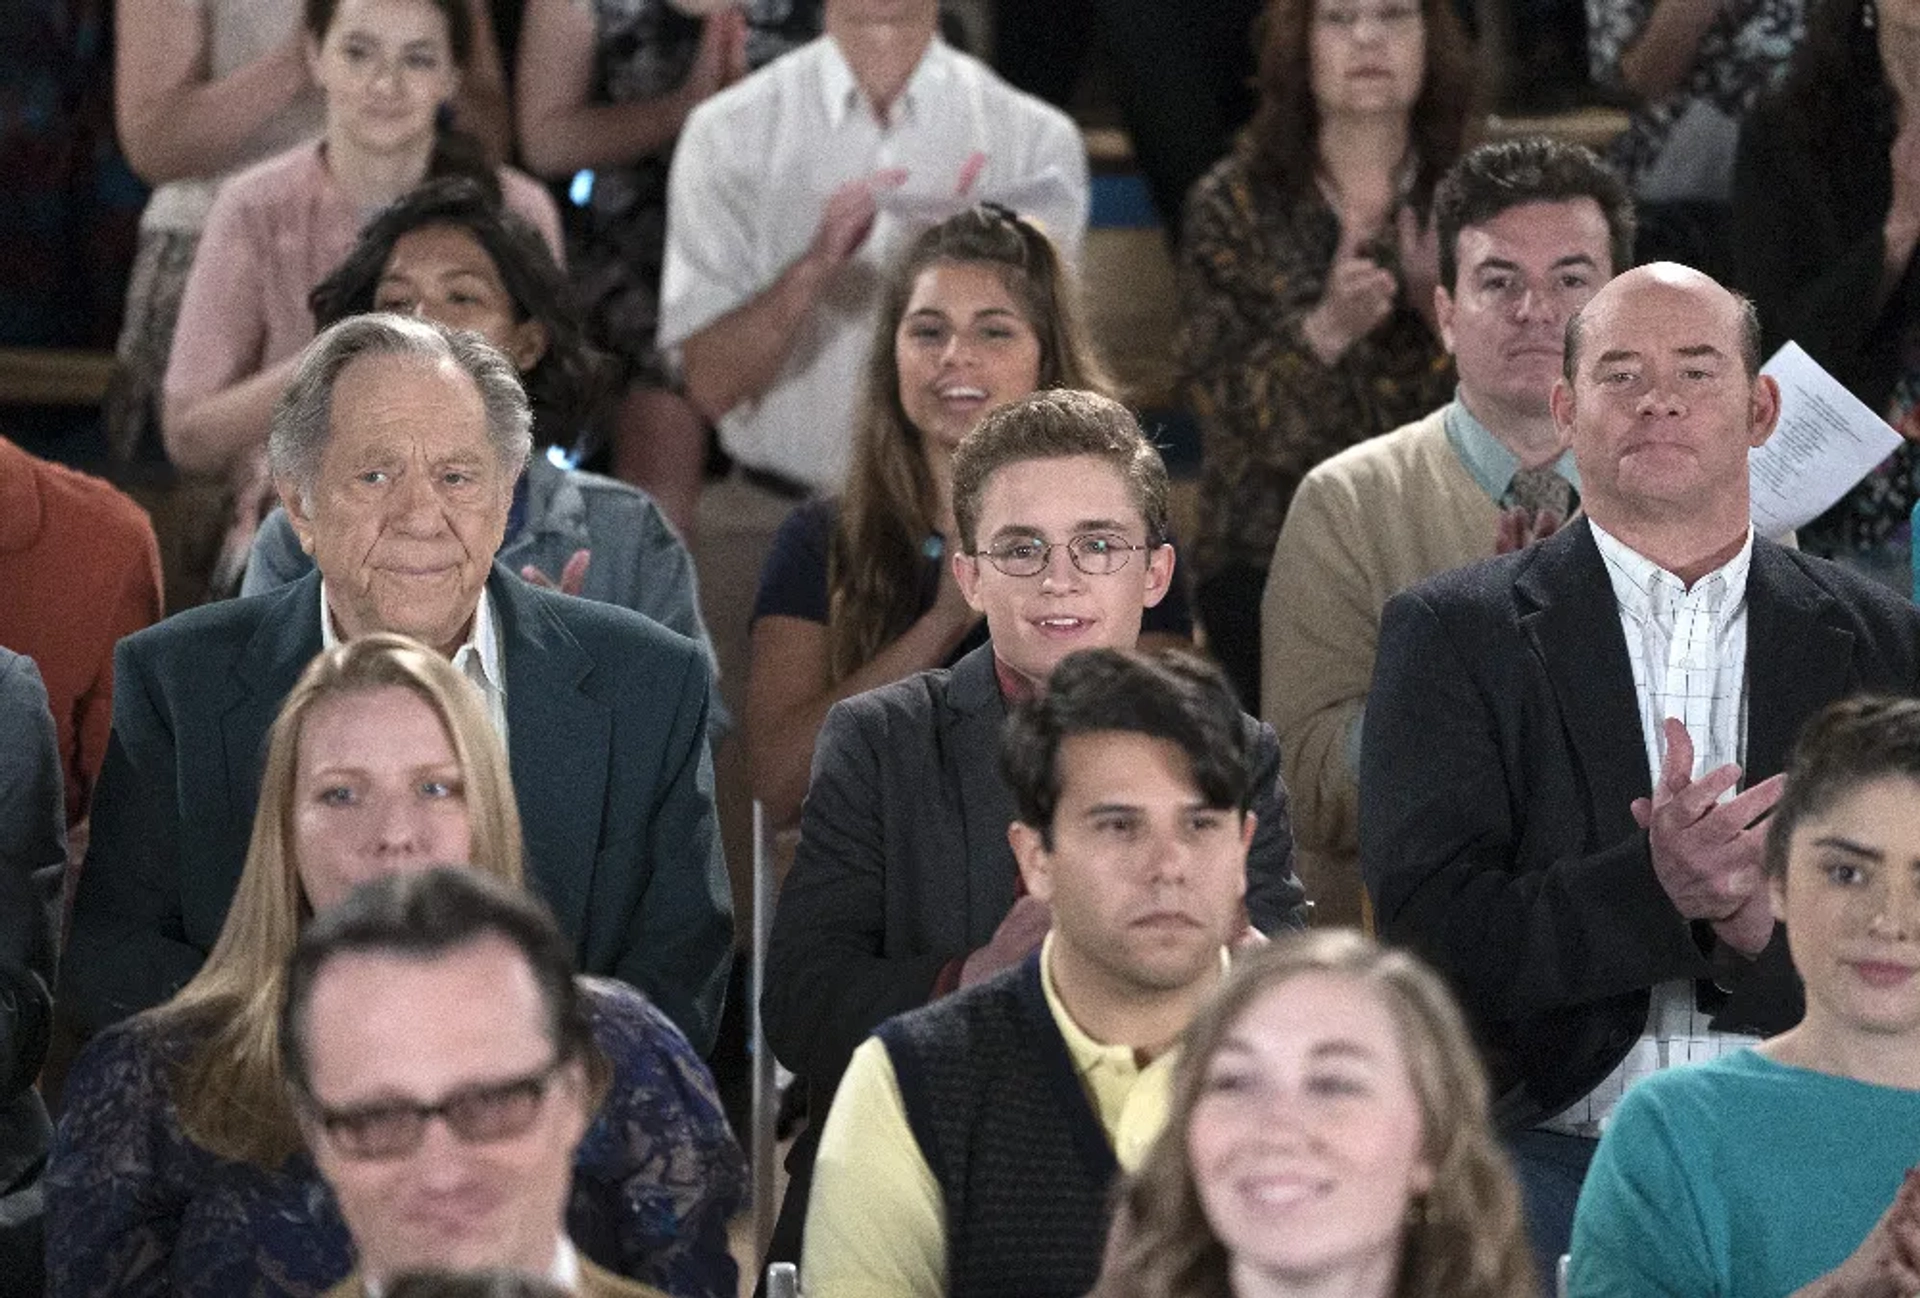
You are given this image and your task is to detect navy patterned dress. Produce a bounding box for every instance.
[45,978,746,1298]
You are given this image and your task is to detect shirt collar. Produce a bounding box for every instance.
[990,651,1041,706]
[1589,518,1755,625]
[318,579,506,701]
[1442,394,1581,504]
[1038,932,1228,1080]
[818,34,946,130]
[364,1238,577,1297]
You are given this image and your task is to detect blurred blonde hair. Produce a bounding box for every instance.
[1090,931,1535,1298]
[152,632,525,1167]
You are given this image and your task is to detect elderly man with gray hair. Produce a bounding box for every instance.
[61,314,732,1055]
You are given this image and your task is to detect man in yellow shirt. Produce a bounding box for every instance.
[801,646,1256,1298]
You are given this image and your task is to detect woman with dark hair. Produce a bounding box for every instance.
[1176,0,1475,709]
[46,636,744,1298]
[1089,930,1536,1298]
[744,204,1192,827]
[240,178,722,705]
[159,0,562,596]
[1734,0,1920,593]
[1569,695,1920,1295]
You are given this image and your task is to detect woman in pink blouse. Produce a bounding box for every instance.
[161,0,561,592]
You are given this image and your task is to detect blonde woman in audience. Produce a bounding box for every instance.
[1176,0,1474,709]
[106,0,509,516]
[1090,931,1536,1298]
[745,203,1192,827]
[45,635,744,1298]
[1569,695,1920,1296]
[157,0,560,595]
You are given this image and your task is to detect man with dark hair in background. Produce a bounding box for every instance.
[1264,135,1633,928]
[803,647,1258,1298]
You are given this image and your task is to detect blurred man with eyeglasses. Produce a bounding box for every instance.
[760,389,1305,1268]
[281,868,668,1298]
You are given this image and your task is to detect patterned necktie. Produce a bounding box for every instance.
[1504,466,1576,518]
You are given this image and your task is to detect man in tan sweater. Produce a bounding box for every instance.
[1261,137,1635,928]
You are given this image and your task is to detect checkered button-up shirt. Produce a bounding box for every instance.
[1536,522,1760,1136]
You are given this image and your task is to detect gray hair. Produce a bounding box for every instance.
[268,313,534,498]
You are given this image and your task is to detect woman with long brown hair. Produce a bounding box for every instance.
[1177,0,1475,709]
[745,203,1192,828]
[1091,931,1535,1298]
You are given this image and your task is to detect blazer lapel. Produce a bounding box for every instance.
[495,568,606,944]
[1515,523,1651,841]
[217,573,326,897]
[1743,542,1854,782]
[944,644,1020,939]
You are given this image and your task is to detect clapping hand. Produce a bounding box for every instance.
[1303,220,1398,365]
[958,895,1052,989]
[521,548,591,597]
[1493,505,1565,554]
[1797,1169,1920,1298]
[1631,719,1783,955]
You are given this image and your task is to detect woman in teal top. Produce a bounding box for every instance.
[1569,695,1920,1297]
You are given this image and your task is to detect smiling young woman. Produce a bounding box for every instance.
[1088,930,1535,1298]
[43,635,744,1298]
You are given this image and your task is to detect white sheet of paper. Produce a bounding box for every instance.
[1750,341,1903,537]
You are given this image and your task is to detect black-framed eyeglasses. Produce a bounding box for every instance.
[969,531,1154,578]
[306,1058,563,1160]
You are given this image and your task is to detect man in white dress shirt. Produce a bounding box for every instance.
[1359,263,1920,1271]
[658,0,1088,495]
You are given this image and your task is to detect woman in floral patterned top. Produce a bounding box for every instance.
[1586,0,1802,276]
[45,636,745,1298]
[1176,0,1473,709]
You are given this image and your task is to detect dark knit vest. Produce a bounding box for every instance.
[876,953,1119,1298]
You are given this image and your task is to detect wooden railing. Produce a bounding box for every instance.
[0,348,116,408]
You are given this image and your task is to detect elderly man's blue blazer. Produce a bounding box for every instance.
[60,564,732,1053]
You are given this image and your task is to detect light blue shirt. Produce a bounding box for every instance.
[1441,393,1581,503]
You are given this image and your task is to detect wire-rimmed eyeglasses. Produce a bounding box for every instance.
[969,531,1154,577]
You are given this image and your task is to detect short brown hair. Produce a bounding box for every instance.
[1764,695,1920,879]
[949,389,1170,554]
[1434,137,1634,291]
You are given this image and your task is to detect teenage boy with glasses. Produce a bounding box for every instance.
[760,388,1306,1266]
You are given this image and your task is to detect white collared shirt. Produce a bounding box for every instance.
[363,1237,578,1296]
[1537,522,1759,1137]
[318,578,509,742]
[659,35,1088,491]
